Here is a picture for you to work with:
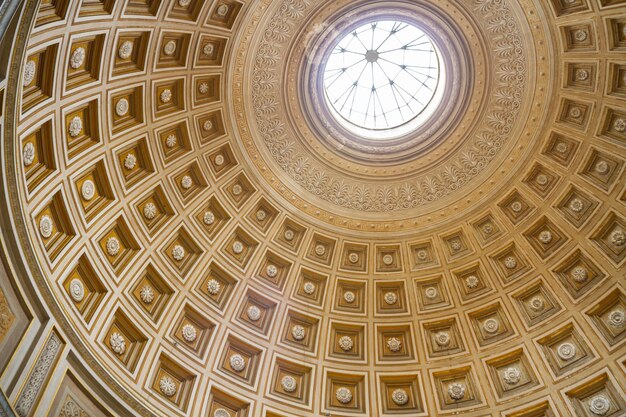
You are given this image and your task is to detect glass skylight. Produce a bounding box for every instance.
[323,20,441,137]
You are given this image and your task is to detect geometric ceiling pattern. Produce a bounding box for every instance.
[0,0,624,417]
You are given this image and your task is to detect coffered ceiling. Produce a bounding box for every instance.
[0,0,625,416]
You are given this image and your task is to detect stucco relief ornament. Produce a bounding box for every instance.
[207,279,221,295]
[589,395,611,416]
[576,69,589,81]
[384,292,398,305]
[266,264,278,278]
[450,239,462,252]
[303,282,316,295]
[504,256,518,270]
[466,275,479,289]
[283,229,295,241]
[69,279,85,302]
[163,40,177,56]
[448,383,466,401]
[203,43,215,56]
[181,175,193,189]
[510,201,523,213]
[529,296,545,312]
[109,332,126,355]
[569,107,582,119]
[115,98,129,117]
[335,387,352,404]
[483,223,494,235]
[424,287,438,300]
[213,409,229,417]
[159,377,177,397]
[338,335,353,351]
[247,305,261,321]
[229,353,246,372]
[199,82,210,94]
[165,134,177,148]
[81,180,96,201]
[22,142,35,166]
[172,245,185,261]
[595,160,609,175]
[608,309,625,328]
[416,249,428,261]
[483,318,500,334]
[255,209,266,221]
[181,324,197,342]
[536,174,548,186]
[178,0,191,6]
[23,60,36,87]
[569,198,584,213]
[343,291,355,303]
[502,367,522,385]
[557,342,576,360]
[106,237,121,256]
[203,211,215,225]
[39,215,54,238]
[143,203,157,220]
[614,118,626,133]
[216,4,229,17]
[70,47,85,69]
[555,142,569,154]
[232,241,244,254]
[574,29,588,42]
[68,116,83,137]
[349,253,359,264]
[118,41,133,59]
[382,254,394,265]
[281,375,297,392]
[139,285,155,304]
[214,154,225,166]
[392,388,409,406]
[571,266,588,283]
[232,184,243,196]
[610,229,625,247]
[203,120,213,131]
[291,325,306,341]
[315,244,326,256]
[435,332,451,347]
[124,153,137,170]
[160,89,172,103]
[387,337,402,352]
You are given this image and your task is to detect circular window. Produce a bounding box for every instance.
[323,20,443,140]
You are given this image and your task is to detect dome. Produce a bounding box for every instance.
[0,0,625,416]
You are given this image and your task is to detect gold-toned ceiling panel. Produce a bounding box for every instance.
[0,0,625,416]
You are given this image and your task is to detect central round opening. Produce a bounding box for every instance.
[323,20,443,140]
